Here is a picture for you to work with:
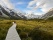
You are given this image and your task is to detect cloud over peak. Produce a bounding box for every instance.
[0,0,14,9]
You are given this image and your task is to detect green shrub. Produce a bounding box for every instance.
[20,32,28,39]
[29,27,53,40]
[16,28,22,34]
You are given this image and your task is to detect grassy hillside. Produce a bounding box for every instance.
[0,20,53,40]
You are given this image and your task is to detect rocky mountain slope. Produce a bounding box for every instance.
[41,8,53,19]
[0,5,26,19]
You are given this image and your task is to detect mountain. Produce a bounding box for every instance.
[0,6,10,19]
[41,8,53,19]
[47,16,53,20]
[0,4,44,20]
[0,5,26,20]
[25,13,42,19]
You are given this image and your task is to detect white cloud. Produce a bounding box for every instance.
[41,0,53,12]
[27,1,36,8]
[27,0,53,15]
[17,2,24,5]
[14,2,25,6]
[24,9,43,15]
[0,0,14,9]
[34,13,44,15]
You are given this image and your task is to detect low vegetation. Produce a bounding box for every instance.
[0,19,53,40]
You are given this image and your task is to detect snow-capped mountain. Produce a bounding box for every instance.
[25,13,42,19]
[16,10,27,19]
[0,5,9,17]
[0,4,44,20]
[0,5,26,19]
[41,8,53,19]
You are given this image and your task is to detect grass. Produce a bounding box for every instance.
[0,20,12,40]
[0,19,53,40]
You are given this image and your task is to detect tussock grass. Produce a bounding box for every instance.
[0,20,53,40]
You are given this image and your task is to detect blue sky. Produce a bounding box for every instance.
[10,0,32,11]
